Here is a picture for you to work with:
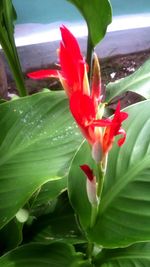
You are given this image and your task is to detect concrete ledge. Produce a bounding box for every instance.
[96,27,150,58]
[1,27,150,75]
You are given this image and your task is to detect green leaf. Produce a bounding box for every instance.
[88,100,150,247]
[94,242,150,267]
[0,91,82,229]
[0,219,22,253]
[106,59,150,103]
[1,0,16,38]
[0,242,91,267]
[25,193,85,245]
[31,213,84,244]
[0,0,27,96]
[0,97,6,104]
[32,176,67,208]
[67,0,112,46]
[68,141,95,230]
[68,100,150,247]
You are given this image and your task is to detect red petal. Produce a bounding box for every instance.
[70,92,96,126]
[117,128,127,146]
[70,91,96,144]
[59,42,82,92]
[60,25,83,62]
[27,70,60,79]
[80,164,94,181]
[92,118,112,127]
[109,102,128,138]
[102,103,128,155]
[120,112,128,121]
[115,101,121,116]
[114,102,128,122]
[59,26,86,96]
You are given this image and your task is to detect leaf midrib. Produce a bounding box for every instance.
[99,155,150,214]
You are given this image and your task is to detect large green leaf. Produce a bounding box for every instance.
[88,100,150,247]
[68,100,150,247]
[31,176,67,209]
[68,141,95,230]
[0,91,82,229]
[94,242,150,266]
[25,193,85,245]
[106,59,150,103]
[0,219,22,253]
[67,0,112,46]
[0,242,91,267]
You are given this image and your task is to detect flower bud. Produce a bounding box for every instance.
[92,140,103,163]
[80,164,98,206]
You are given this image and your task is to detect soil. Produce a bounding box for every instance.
[6,48,150,107]
[101,49,150,86]
[101,48,150,108]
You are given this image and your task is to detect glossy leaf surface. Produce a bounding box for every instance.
[27,193,85,245]
[32,176,67,208]
[0,91,82,229]
[0,219,22,253]
[106,59,150,103]
[0,242,91,267]
[69,100,150,247]
[95,242,150,267]
[89,100,150,247]
[67,0,112,46]
[68,141,95,230]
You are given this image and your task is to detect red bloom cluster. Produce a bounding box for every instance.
[28,25,128,160]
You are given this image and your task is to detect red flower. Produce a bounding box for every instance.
[103,102,128,154]
[28,25,103,146]
[93,102,128,155]
[28,26,128,159]
[28,25,88,97]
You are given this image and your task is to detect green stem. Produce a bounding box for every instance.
[0,1,27,97]
[86,32,94,82]
[87,242,94,261]
[90,203,98,228]
[96,155,108,200]
[8,52,27,97]
[1,37,27,97]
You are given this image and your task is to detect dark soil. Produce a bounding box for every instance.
[101,49,150,108]
[101,49,150,86]
[6,48,150,106]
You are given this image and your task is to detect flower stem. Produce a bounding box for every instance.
[87,242,94,260]
[97,165,104,198]
[90,203,98,228]
[97,156,108,199]
[86,33,94,82]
